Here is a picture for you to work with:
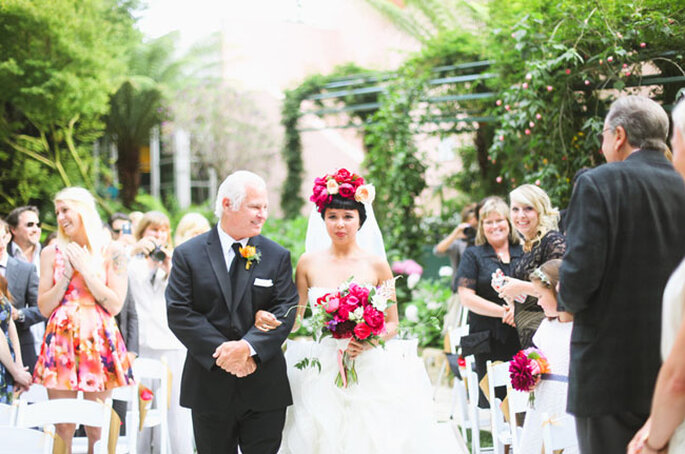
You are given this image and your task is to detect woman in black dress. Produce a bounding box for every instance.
[498,184,566,349]
[456,197,522,407]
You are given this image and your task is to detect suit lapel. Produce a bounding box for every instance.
[232,236,260,314]
[206,226,233,312]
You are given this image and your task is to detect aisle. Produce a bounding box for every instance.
[433,383,470,454]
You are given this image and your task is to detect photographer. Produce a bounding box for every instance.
[434,202,478,292]
[129,211,193,454]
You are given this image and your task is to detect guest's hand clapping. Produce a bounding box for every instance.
[64,242,93,276]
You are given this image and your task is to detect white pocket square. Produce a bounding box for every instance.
[254,278,273,288]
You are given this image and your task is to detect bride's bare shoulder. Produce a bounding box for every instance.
[296,250,326,270]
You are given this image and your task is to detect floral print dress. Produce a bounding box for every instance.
[0,295,16,403]
[33,247,134,391]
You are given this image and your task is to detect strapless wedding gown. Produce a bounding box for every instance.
[661,258,685,453]
[280,288,458,454]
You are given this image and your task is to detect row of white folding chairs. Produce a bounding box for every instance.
[16,356,170,454]
[0,397,112,454]
[447,308,578,454]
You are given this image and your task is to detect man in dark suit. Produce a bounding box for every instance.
[0,219,42,373]
[559,95,685,453]
[166,170,298,454]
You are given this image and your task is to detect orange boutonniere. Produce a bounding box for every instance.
[239,245,261,270]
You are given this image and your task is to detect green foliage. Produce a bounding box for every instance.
[0,0,140,215]
[398,277,452,348]
[260,215,309,271]
[485,0,685,206]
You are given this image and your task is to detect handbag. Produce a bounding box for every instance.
[460,331,491,356]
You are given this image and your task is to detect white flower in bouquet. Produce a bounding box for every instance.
[351,306,365,322]
[405,304,419,322]
[407,273,421,289]
[371,294,388,311]
[438,266,453,278]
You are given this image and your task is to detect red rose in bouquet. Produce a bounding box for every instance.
[509,347,551,407]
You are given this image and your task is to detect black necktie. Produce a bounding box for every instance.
[229,242,242,302]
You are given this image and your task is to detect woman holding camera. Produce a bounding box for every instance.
[129,211,193,454]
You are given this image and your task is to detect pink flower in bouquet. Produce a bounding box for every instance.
[324,297,340,313]
[363,306,385,334]
[354,323,372,340]
[509,351,536,391]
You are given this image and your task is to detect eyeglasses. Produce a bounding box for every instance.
[112,229,122,234]
[597,127,612,144]
[25,222,40,228]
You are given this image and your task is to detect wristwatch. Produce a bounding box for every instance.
[16,309,25,323]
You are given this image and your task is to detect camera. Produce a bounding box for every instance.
[121,222,132,235]
[463,226,476,239]
[149,245,167,262]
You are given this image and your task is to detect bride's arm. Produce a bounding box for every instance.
[292,254,311,332]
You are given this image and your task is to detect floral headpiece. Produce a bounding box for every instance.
[531,267,551,288]
[310,168,376,213]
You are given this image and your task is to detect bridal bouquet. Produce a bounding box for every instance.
[509,347,550,407]
[305,279,395,388]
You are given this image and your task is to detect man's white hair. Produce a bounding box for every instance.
[214,170,267,219]
[673,97,685,139]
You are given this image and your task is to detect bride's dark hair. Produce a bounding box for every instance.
[321,194,367,227]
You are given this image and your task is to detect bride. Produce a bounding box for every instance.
[256,169,457,453]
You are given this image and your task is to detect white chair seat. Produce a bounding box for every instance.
[0,425,54,454]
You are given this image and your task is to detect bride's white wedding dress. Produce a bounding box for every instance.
[280,287,457,454]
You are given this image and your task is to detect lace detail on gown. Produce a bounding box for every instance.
[518,318,578,454]
[280,288,458,454]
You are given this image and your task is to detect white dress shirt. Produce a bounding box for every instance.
[215,225,256,356]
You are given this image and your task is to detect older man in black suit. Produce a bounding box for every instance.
[0,219,42,373]
[166,170,298,454]
[559,96,685,453]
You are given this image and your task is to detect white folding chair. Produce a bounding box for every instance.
[486,360,513,454]
[134,357,171,454]
[542,412,578,454]
[465,355,494,454]
[15,398,113,454]
[111,384,139,453]
[506,384,529,453]
[19,384,49,403]
[0,402,16,425]
[0,425,54,454]
[447,324,471,440]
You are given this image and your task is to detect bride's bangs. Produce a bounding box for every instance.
[321,195,367,226]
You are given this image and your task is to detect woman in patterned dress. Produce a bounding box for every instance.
[0,274,32,403]
[34,187,134,452]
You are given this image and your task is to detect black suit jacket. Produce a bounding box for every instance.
[559,150,685,417]
[6,256,43,373]
[115,285,139,355]
[165,226,298,413]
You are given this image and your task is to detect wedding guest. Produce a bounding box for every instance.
[129,211,193,454]
[434,202,478,292]
[0,274,32,403]
[497,184,566,349]
[174,212,210,247]
[0,219,42,373]
[6,206,42,272]
[456,196,521,407]
[6,206,46,360]
[627,97,685,454]
[33,187,133,453]
[42,231,57,249]
[559,96,685,453]
[518,259,578,453]
[110,212,134,245]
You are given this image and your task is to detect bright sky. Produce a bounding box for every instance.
[135,0,331,50]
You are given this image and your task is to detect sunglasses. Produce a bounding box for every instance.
[25,222,41,228]
[597,127,612,144]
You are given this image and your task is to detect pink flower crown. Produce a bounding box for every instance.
[310,168,376,213]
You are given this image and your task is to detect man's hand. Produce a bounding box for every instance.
[212,340,256,376]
